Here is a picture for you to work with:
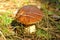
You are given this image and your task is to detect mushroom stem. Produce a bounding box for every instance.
[24,25,36,34]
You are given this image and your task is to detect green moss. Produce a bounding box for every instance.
[36,29,52,39]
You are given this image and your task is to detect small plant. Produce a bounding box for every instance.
[36,29,52,39]
[0,10,14,36]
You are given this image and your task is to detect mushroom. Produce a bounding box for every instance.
[15,5,43,34]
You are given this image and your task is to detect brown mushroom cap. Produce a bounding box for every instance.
[15,5,43,25]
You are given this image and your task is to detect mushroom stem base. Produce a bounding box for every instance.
[24,25,36,34]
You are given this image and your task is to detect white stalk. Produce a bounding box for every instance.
[24,25,36,34]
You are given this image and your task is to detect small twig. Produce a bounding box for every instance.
[0,31,6,40]
[50,32,60,38]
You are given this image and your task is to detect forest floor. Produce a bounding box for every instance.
[0,0,60,40]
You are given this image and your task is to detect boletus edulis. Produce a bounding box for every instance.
[15,5,43,34]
